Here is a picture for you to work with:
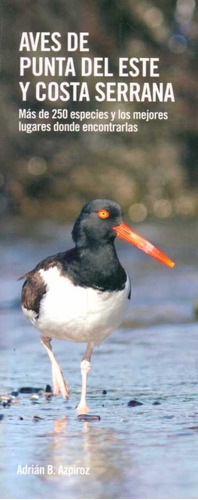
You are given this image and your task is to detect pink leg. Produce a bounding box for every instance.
[41,337,69,399]
[77,343,94,414]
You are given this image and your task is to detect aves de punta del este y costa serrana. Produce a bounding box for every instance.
[20,199,174,414]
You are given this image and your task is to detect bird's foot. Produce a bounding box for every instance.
[76,404,89,415]
[53,381,69,399]
[52,363,69,399]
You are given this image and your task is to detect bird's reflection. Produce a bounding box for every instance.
[36,414,130,498]
[54,416,68,434]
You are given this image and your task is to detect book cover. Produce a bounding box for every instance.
[1,1,198,499]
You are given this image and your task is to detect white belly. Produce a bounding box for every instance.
[27,267,130,343]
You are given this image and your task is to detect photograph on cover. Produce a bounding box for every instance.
[1,0,198,499]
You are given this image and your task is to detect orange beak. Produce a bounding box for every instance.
[113,222,174,268]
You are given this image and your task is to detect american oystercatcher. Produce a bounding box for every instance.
[21,199,174,414]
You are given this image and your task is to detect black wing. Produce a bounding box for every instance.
[21,272,47,316]
[20,249,76,315]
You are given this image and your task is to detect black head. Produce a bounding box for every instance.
[71,198,175,268]
[72,199,123,249]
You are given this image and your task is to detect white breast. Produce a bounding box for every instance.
[34,266,130,344]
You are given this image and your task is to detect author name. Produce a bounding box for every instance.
[17,464,90,476]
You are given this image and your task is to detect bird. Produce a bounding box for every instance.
[20,199,174,414]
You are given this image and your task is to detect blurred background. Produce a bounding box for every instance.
[1,0,198,222]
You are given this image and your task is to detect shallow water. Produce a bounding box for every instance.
[1,218,198,499]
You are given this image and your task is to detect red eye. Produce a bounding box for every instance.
[97,209,110,219]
